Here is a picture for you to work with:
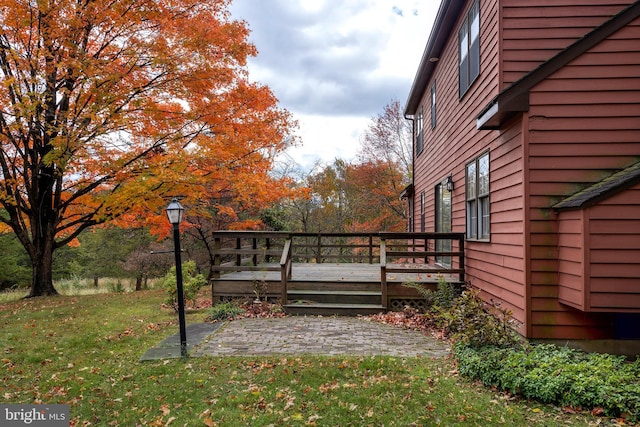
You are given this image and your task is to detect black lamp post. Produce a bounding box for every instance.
[166,198,188,358]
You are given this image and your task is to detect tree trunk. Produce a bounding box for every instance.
[27,239,58,297]
[135,276,142,291]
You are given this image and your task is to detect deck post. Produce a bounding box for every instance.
[317,233,322,263]
[235,237,242,266]
[212,236,222,303]
[380,238,387,309]
[252,237,258,266]
[280,239,292,304]
[369,235,373,264]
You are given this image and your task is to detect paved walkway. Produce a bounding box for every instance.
[141,317,450,361]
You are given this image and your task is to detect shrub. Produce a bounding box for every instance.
[437,287,640,421]
[435,288,522,348]
[207,301,245,321]
[403,274,459,311]
[107,279,126,293]
[455,343,640,420]
[433,275,458,308]
[162,260,206,311]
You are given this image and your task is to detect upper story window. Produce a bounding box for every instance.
[416,107,424,155]
[430,82,437,129]
[466,152,490,240]
[458,0,480,98]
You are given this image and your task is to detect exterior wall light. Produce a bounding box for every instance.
[445,176,454,192]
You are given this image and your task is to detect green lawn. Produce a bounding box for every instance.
[0,290,611,426]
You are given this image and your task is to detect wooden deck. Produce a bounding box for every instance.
[210,231,466,315]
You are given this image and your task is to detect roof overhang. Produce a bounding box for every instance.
[476,1,640,131]
[400,183,414,199]
[404,0,466,116]
[554,160,640,211]
[476,92,529,130]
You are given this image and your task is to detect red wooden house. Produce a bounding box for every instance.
[404,0,640,352]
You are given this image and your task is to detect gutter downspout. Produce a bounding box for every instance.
[404,113,416,232]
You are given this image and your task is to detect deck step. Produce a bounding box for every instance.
[284,302,385,316]
[287,289,382,305]
[288,281,381,292]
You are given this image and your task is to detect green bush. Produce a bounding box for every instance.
[432,287,640,420]
[207,301,245,321]
[455,343,640,420]
[162,260,206,311]
[435,288,522,348]
[403,274,459,311]
[107,279,126,293]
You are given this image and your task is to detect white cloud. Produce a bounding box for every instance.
[230,0,438,168]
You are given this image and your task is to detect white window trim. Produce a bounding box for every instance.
[466,152,490,241]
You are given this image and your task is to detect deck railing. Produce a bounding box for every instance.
[290,233,380,263]
[379,232,465,308]
[211,231,466,301]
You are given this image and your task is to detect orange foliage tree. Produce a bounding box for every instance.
[305,159,407,233]
[342,160,407,232]
[0,0,298,297]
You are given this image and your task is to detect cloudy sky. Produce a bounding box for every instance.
[230,0,440,169]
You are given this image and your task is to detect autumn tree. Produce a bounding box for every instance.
[341,160,407,232]
[293,159,405,233]
[0,0,297,297]
[358,99,413,182]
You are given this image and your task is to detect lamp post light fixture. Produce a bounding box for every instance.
[166,198,188,358]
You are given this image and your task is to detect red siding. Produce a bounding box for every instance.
[412,0,527,325]
[557,210,586,310]
[526,17,640,337]
[588,187,640,312]
[501,0,631,86]
[409,0,639,340]
[557,187,640,314]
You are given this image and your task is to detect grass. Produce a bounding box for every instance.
[0,277,157,303]
[0,290,616,426]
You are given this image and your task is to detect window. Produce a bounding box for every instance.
[416,107,424,155]
[420,191,425,232]
[466,152,489,240]
[435,182,452,266]
[430,82,437,129]
[459,0,480,98]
